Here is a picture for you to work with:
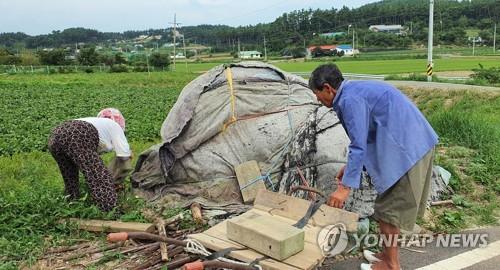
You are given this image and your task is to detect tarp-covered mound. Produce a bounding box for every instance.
[131,61,451,219]
[131,62,351,204]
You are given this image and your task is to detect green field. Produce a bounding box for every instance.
[170,56,500,75]
[0,70,499,268]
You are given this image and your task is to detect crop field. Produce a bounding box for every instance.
[0,69,499,268]
[171,56,500,75]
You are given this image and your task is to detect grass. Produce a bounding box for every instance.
[402,88,500,232]
[166,56,500,75]
[0,66,499,268]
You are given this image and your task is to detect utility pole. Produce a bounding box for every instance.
[494,23,497,54]
[182,35,187,71]
[238,38,241,59]
[263,36,268,61]
[427,0,434,82]
[352,26,355,56]
[169,14,182,70]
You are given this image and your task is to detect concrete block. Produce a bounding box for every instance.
[227,212,304,260]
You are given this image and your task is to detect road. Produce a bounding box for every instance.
[388,80,500,92]
[330,227,500,270]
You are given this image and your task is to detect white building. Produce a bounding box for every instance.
[369,25,405,35]
[239,51,262,59]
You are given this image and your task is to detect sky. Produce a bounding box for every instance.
[0,0,377,35]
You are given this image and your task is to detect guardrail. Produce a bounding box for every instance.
[291,72,385,80]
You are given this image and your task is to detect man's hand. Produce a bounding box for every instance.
[327,184,351,209]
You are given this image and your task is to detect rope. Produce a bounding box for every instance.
[239,173,274,191]
[184,239,263,270]
[222,67,238,132]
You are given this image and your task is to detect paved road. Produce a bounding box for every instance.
[330,227,500,270]
[388,80,500,92]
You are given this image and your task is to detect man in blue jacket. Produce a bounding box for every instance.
[309,64,438,270]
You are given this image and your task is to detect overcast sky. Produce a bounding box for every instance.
[0,0,377,35]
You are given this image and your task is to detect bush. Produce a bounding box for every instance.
[133,61,148,72]
[57,66,75,74]
[471,64,500,84]
[109,64,129,73]
[149,53,170,68]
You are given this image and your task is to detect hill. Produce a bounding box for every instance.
[0,0,498,52]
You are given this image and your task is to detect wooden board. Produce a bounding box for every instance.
[189,190,359,270]
[253,190,359,232]
[234,160,266,203]
[66,218,155,233]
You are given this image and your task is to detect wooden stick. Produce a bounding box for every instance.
[165,212,184,225]
[63,218,155,233]
[190,202,203,224]
[168,246,186,258]
[132,251,162,270]
[44,242,91,255]
[156,219,169,262]
[430,200,454,206]
[108,232,187,247]
[166,255,198,269]
[62,242,123,261]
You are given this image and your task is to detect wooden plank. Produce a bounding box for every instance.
[203,211,324,270]
[66,218,155,233]
[227,213,305,260]
[235,160,266,203]
[189,233,300,270]
[253,190,359,232]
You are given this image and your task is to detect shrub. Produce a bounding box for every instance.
[109,64,129,73]
[133,61,149,72]
[471,64,500,84]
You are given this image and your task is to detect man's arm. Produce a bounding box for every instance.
[339,97,370,189]
[328,97,370,208]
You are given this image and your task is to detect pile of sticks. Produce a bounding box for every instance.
[37,204,259,270]
[38,211,203,270]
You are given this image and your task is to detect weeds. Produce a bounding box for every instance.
[402,88,499,232]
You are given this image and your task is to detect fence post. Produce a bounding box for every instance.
[75,65,77,72]
[47,66,49,74]
[13,65,17,73]
[31,65,34,74]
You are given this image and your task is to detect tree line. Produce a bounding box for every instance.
[0,0,498,53]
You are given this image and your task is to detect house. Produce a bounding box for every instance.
[336,45,360,56]
[239,51,262,59]
[170,53,186,59]
[307,45,337,52]
[337,45,353,55]
[306,45,336,58]
[369,25,405,35]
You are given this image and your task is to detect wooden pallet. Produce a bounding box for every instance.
[189,189,359,270]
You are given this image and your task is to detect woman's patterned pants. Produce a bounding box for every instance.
[48,120,117,212]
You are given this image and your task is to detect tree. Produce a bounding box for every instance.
[114,53,127,64]
[38,49,67,65]
[0,48,21,65]
[78,46,99,65]
[149,52,170,68]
